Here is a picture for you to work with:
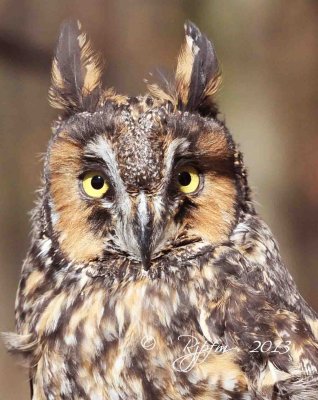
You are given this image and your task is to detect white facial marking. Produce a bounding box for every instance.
[137,191,149,235]
[38,237,52,257]
[86,135,127,199]
[49,199,59,226]
[164,138,189,184]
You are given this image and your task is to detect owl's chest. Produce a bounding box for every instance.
[65,278,200,363]
[33,275,249,399]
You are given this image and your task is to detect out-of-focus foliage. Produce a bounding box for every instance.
[0,1,317,397]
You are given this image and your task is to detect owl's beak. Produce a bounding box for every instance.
[134,192,153,271]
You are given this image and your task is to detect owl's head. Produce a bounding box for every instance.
[44,20,251,270]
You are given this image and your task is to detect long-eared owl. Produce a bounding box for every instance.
[4,20,318,400]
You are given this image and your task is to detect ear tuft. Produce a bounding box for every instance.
[49,20,103,115]
[147,21,221,117]
[176,21,221,114]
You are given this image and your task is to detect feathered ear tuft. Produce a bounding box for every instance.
[49,20,103,116]
[176,21,221,114]
[147,21,221,117]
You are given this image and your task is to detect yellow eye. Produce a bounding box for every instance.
[177,166,200,194]
[82,171,109,198]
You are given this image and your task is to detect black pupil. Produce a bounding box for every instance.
[91,175,104,190]
[178,171,192,186]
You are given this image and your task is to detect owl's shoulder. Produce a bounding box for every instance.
[230,213,316,318]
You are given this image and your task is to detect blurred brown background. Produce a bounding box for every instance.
[0,0,317,398]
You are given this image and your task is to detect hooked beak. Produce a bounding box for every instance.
[135,192,154,271]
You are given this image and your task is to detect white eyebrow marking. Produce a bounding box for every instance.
[137,191,149,232]
[163,137,189,185]
[86,135,132,218]
[86,135,126,196]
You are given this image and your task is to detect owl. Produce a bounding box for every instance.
[4,20,318,400]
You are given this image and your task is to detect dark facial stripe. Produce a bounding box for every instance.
[88,207,112,235]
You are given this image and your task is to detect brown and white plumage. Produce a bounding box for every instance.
[3,20,318,400]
